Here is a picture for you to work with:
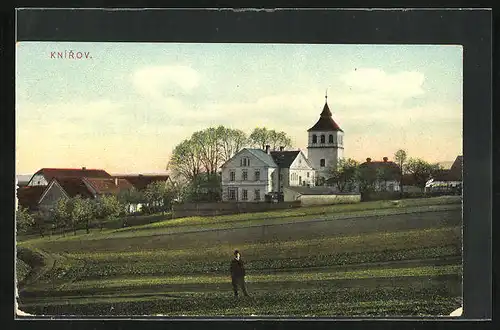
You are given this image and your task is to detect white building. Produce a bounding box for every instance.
[307,95,344,183]
[220,146,315,202]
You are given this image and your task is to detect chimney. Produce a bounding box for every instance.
[366,158,372,163]
[265,145,270,154]
[279,146,284,151]
[82,166,86,171]
[383,157,388,162]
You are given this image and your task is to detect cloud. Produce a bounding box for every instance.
[131,65,200,99]
[337,68,426,107]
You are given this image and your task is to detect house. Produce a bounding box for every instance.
[220,146,277,202]
[113,174,170,191]
[17,185,46,211]
[270,148,315,190]
[358,157,401,192]
[37,177,134,211]
[27,167,112,187]
[220,145,315,202]
[426,155,462,193]
[283,186,361,206]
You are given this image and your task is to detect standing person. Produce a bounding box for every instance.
[230,250,249,297]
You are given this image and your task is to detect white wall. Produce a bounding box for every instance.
[307,130,344,178]
[28,174,48,186]
[221,149,275,202]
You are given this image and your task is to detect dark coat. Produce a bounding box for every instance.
[230,258,246,278]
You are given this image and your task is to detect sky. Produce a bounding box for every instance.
[16,42,463,175]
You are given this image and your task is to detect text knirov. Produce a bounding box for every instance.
[50,51,92,59]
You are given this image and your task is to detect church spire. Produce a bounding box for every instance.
[325,88,328,103]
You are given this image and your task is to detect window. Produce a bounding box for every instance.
[329,134,334,143]
[241,157,250,167]
[230,171,235,181]
[242,170,248,181]
[312,134,317,143]
[228,188,236,200]
[307,172,310,178]
[299,176,302,184]
[320,159,326,167]
[255,170,260,181]
[242,189,248,200]
[321,135,325,143]
[254,189,261,201]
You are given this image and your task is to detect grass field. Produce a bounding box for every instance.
[16,196,463,317]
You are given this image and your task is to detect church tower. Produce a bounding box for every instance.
[307,92,344,183]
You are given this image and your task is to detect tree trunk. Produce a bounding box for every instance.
[86,221,90,234]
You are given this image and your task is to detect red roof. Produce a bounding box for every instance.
[308,102,343,132]
[17,186,46,211]
[31,168,111,184]
[85,178,134,195]
[53,178,95,199]
[114,175,170,191]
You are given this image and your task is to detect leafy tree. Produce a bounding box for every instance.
[376,167,394,191]
[327,158,359,192]
[406,158,443,192]
[356,164,377,193]
[183,173,222,202]
[168,138,203,182]
[70,195,95,235]
[394,149,408,194]
[95,195,123,230]
[217,126,248,163]
[53,198,73,235]
[143,181,178,214]
[16,206,35,234]
[117,187,145,214]
[249,127,292,150]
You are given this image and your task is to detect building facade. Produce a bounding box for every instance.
[220,146,315,202]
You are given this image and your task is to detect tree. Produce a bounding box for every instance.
[117,187,145,214]
[356,164,377,193]
[376,167,394,191]
[168,138,203,182]
[394,149,408,194]
[70,195,95,235]
[143,181,179,214]
[16,206,35,234]
[183,173,222,202]
[327,158,359,192]
[406,158,443,192]
[95,195,123,230]
[218,126,248,163]
[53,198,73,235]
[249,127,292,150]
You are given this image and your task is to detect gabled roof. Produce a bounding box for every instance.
[53,178,95,199]
[114,175,170,191]
[31,168,111,184]
[85,178,134,195]
[270,150,301,168]
[308,102,343,132]
[245,148,278,167]
[17,186,46,210]
[359,160,401,180]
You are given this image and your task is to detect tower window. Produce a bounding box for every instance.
[320,135,325,143]
[329,134,334,143]
[312,134,317,143]
[320,159,326,167]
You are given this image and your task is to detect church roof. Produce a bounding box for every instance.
[308,102,343,132]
